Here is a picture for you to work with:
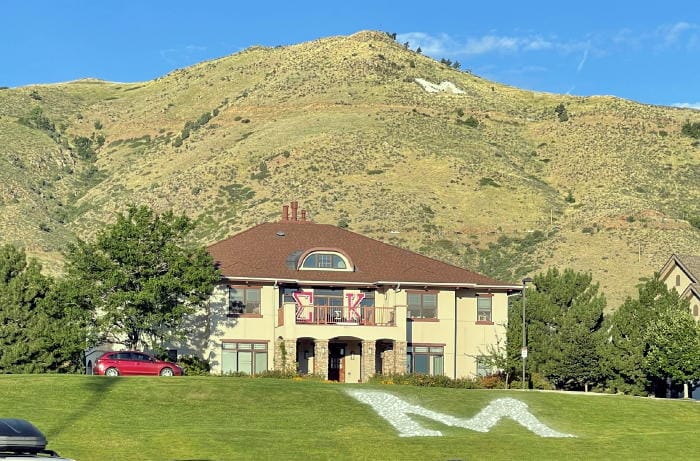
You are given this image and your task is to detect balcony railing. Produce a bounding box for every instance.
[294,305,396,327]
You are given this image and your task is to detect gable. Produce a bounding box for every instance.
[660,254,700,285]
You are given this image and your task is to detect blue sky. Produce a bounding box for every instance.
[2,1,699,108]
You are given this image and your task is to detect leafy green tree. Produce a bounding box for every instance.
[64,205,219,350]
[601,276,700,396]
[508,268,605,390]
[645,307,700,398]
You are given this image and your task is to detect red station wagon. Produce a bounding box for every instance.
[94,351,183,376]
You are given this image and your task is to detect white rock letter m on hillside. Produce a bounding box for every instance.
[346,390,575,438]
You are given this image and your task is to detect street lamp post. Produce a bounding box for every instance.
[521,277,533,390]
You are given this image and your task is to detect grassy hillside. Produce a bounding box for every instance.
[0,31,698,305]
[1,375,698,460]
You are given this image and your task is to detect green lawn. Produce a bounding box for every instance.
[0,375,698,460]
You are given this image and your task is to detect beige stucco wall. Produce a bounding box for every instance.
[662,265,693,294]
[176,283,510,378]
[175,283,278,373]
[660,264,699,318]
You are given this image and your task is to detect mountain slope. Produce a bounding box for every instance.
[1,30,698,305]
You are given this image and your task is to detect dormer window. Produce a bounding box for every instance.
[299,251,352,271]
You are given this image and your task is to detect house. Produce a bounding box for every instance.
[175,202,521,382]
[659,254,700,320]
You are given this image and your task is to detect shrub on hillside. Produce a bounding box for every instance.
[555,103,569,122]
[681,120,700,139]
[689,215,700,230]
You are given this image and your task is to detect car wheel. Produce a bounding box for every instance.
[105,367,119,377]
[159,367,174,376]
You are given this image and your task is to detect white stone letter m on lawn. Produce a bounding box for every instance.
[346,390,574,438]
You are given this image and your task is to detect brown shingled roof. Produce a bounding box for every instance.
[207,221,518,288]
[676,254,700,282]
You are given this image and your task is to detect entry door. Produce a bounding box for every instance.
[328,344,345,382]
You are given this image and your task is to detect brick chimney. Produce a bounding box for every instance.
[300,209,307,221]
[282,205,289,221]
[291,201,298,221]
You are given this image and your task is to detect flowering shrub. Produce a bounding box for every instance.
[476,374,507,389]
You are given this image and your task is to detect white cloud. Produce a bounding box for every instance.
[397,31,583,57]
[576,45,590,73]
[672,102,700,110]
[395,32,450,55]
[658,21,697,46]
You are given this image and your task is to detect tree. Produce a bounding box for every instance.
[601,276,700,396]
[64,205,220,350]
[645,307,700,398]
[508,268,605,390]
[0,245,88,373]
[554,103,569,122]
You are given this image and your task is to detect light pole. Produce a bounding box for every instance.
[521,277,533,390]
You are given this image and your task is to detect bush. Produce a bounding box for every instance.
[457,116,479,128]
[530,373,555,390]
[178,355,211,376]
[476,373,507,389]
[367,373,482,389]
[681,120,700,139]
[555,103,569,122]
[689,216,700,230]
[256,369,299,379]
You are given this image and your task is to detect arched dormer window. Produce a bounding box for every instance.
[298,249,352,271]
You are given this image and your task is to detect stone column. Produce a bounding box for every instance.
[393,341,407,374]
[381,346,395,376]
[273,338,298,372]
[314,340,329,380]
[284,339,297,372]
[361,340,376,382]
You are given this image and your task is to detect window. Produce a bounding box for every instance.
[228,286,261,316]
[221,342,268,375]
[360,289,375,308]
[314,288,344,307]
[476,356,492,377]
[407,292,437,319]
[477,295,493,323]
[300,252,350,270]
[676,274,681,286]
[693,304,699,317]
[281,287,298,304]
[407,345,444,375]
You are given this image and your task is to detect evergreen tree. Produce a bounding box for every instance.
[509,268,605,390]
[64,205,220,350]
[0,245,86,372]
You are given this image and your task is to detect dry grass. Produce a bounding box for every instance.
[0,30,698,306]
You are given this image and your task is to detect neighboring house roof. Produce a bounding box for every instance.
[660,254,700,283]
[681,283,700,302]
[208,220,519,289]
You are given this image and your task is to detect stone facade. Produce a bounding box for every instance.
[313,340,329,379]
[274,338,298,372]
[361,340,376,382]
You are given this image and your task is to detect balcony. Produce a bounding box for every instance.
[292,305,396,327]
